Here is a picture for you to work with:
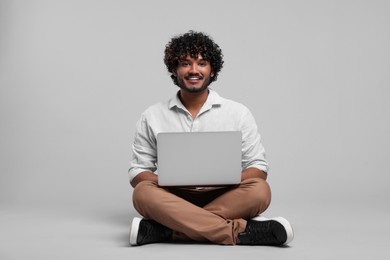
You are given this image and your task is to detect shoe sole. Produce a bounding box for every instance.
[251,216,294,245]
[251,215,269,221]
[129,217,142,246]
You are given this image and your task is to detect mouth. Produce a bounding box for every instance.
[185,75,204,83]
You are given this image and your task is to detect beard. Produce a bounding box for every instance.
[176,74,212,93]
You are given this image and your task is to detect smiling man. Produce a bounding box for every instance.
[175,55,212,93]
[128,31,294,246]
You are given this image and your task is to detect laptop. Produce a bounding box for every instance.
[157,131,242,186]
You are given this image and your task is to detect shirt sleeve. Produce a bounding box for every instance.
[128,113,158,182]
[240,108,270,173]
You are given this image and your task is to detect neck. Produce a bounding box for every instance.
[179,88,209,118]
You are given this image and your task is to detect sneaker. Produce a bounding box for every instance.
[129,217,172,246]
[238,216,294,246]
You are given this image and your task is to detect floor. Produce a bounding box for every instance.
[2,197,389,260]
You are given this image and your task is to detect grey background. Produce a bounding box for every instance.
[1,0,389,259]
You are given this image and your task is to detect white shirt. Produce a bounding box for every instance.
[128,89,269,182]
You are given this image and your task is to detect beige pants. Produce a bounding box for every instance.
[132,178,271,245]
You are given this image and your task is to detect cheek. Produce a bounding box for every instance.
[176,68,187,77]
[203,70,212,78]
[202,67,212,75]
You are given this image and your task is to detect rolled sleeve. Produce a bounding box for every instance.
[240,109,269,173]
[128,114,157,182]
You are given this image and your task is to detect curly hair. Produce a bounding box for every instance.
[164,31,224,85]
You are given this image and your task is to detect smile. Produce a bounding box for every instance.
[185,75,203,81]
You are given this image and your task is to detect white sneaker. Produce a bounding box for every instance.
[129,217,172,246]
[238,215,294,246]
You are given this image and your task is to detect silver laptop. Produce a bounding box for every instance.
[157,131,242,186]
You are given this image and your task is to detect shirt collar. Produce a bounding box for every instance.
[168,88,222,111]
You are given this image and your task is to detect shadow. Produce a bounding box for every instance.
[85,207,139,247]
[102,210,138,227]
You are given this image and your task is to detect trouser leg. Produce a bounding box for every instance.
[203,178,271,220]
[132,178,271,245]
[133,180,244,244]
[170,178,271,243]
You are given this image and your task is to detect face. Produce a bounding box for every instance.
[174,54,214,93]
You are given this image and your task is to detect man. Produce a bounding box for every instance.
[128,31,294,246]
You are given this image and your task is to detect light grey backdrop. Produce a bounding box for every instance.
[1,0,389,259]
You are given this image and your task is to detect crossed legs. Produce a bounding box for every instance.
[132,178,271,245]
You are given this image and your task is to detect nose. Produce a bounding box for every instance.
[189,63,199,74]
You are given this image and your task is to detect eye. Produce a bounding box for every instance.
[198,61,208,67]
[180,61,189,67]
